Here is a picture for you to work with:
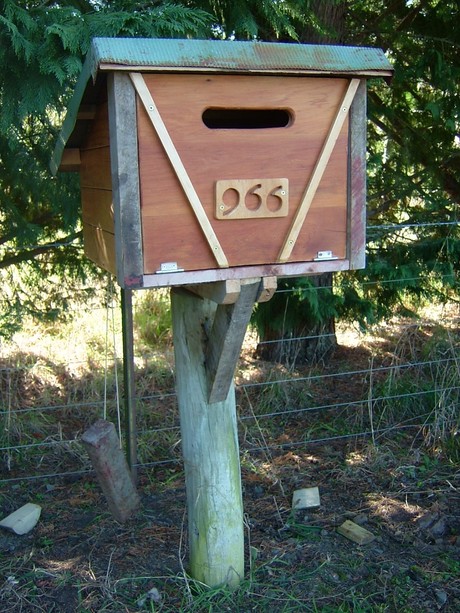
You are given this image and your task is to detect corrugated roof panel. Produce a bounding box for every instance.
[89,38,393,76]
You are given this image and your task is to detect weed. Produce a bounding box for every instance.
[134,289,172,350]
[388,572,417,611]
[37,536,54,550]
[439,554,460,577]
[367,323,460,456]
[283,512,323,542]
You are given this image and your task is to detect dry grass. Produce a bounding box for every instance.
[1,295,459,611]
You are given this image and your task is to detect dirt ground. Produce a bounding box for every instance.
[0,323,459,611]
[0,432,459,611]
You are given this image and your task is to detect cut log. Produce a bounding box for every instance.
[81,419,140,523]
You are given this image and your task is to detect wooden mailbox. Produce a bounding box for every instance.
[52,38,392,588]
[52,38,392,289]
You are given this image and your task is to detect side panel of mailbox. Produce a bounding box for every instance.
[79,94,117,275]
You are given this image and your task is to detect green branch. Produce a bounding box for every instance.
[0,231,82,269]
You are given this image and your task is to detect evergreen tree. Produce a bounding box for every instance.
[348,0,460,323]
[252,0,460,362]
[1,0,459,351]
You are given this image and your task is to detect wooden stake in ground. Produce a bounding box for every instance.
[171,288,246,588]
[81,419,140,523]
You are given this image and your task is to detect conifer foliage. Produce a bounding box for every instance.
[0,0,213,335]
[252,1,460,359]
[0,1,459,345]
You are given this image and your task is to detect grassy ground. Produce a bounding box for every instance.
[0,294,459,611]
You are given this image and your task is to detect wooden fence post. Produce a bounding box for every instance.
[171,289,245,588]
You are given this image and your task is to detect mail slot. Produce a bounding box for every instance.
[202,108,293,129]
[51,38,392,289]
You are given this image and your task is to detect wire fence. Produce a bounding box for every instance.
[1,276,459,486]
[2,212,460,482]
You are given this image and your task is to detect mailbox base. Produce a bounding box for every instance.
[171,288,245,587]
[141,258,354,290]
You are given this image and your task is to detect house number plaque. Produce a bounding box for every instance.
[215,178,289,220]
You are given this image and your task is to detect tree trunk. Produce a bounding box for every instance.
[299,1,347,44]
[254,2,346,366]
[255,274,337,367]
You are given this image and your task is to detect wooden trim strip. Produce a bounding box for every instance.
[129,72,229,269]
[277,78,360,263]
[142,259,351,289]
[108,73,144,287]
[348,79,367,269]
[102,64,392,78]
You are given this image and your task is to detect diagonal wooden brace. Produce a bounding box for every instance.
[205,279,261,403]
[129,72,228,268]
[277,78,360,263]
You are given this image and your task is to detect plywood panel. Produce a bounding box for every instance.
[80,147,112,190]
[83,223,116,275]
[79,99,115,275]
[136,73,349,274]
[81,187,114,232]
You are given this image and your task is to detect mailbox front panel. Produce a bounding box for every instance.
[136,74,350,275]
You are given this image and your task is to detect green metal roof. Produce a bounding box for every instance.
[88,37,393,76]
[51,37,393,174]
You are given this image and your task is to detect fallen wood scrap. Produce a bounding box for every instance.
[82,419,140,523]
[337,519,376,545]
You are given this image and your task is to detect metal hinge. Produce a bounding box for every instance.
[156,262,184,274]
[314,250,338,261]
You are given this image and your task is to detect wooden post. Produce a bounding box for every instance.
[121,288,137,479]
[107,73,144,288]
[348,79,367,270]
[171,289,244,588]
